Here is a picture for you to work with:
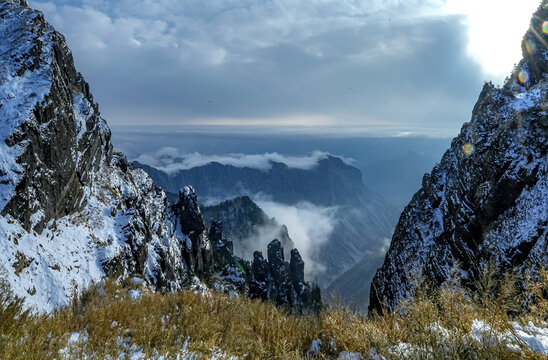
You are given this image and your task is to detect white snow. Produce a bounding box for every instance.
[59,335,232,359]
[512,322,548,354]
[471,319,548,354]
[190,276,211,297]
[128,289,141,300]
[511,86,544,111]
[307,338,322,357]
[0,154,187,312]
[368,348,386,360]
[338,351,362,359]
[73,92,90,143]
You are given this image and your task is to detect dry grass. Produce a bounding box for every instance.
[2,268,548,359]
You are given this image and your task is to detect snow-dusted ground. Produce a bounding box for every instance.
[60,335,239,360]
[0,158,188,312]
[303,318,548,359]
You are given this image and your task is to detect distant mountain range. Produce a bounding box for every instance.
[134,154,399,304]
[135,155,379,208]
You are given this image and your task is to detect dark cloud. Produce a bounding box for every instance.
[30,0,488,136]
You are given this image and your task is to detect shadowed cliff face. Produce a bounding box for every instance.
[0,0,112,233]
[370,1,548,314]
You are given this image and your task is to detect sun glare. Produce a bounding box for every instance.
[445,0,540,81]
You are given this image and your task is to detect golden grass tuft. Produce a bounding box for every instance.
[2,267,548,359]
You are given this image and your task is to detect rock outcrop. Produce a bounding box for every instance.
[0,0,213,311]
[250,239,322,313]
[172,186,213,274]
[202,196,295,260]
[370,1,548,313]
[209,220,322,313]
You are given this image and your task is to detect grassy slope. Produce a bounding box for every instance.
[2,269,548,359]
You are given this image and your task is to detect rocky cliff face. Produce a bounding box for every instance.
[0,0,110,233]
[201,196,295,260]
[370,1,548,313]
[172,186,213,274]
[209,220,322,313]
[0,0,216,312]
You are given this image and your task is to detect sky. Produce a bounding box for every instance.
[29,0,541,137]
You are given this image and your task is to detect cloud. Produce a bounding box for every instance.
[379,237,392,256]
[444,0,539,77]
[254,200,338,279]
[133,147,354,174]
[27,0,490,137]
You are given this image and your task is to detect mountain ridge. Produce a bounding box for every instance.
[370,1,548,313]
[134,154,373,208]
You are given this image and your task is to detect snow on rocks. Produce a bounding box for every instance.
[470,320,548,354]
[370,3,548,313]
[0,1,215,312]
[0,2,55,211]
[0,154,188,312]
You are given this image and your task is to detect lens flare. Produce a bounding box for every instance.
[518,69,529,84]
[525,39,537,54]
[463,143,475,156]
[543,21,548,34]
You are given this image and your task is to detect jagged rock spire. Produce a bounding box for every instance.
[173,186,212,273]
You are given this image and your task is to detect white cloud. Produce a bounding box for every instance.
[133,148,354,174]
[31,0,448,67]
[30,1,177,52]
[379,237,391,256]
[29,0,491,136]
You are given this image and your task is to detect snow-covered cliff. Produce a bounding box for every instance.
[0,0,213,312]
[370,1,548,313]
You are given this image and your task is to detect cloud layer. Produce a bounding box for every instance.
[133,147,352,174]
[29,0,493,136]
